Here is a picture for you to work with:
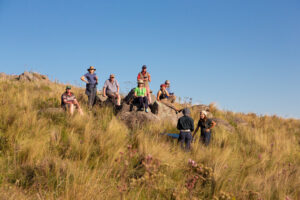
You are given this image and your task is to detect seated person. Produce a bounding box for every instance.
[165,80,176,103]
[157,84,169,101]
[103,74,121,106]
[134,80,149,113]
[61,86,83,115]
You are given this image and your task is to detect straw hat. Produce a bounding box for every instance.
[87,66,96,71]
[137,80,144,84]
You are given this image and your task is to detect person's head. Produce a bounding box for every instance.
[200,110,207,120]
[160,84,166,90]
[138,80,144,87]
[87,66,96,74]
[66,86,71,93]
[165,80,170,88]
[109,74,115,81]
[142,65,147,73]
[182,108,191,116]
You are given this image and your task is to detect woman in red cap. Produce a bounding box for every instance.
[156,84,170,101]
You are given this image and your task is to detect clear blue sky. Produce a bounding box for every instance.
[0,0,299,118]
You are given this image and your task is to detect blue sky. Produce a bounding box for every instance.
[0,0,299,118]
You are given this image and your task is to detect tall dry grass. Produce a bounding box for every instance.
[0,79,300,200]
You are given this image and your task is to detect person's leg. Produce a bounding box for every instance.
[143,97,148,108]
[146,87,151,104]
[69,104,74,115]
[178,132,186,149]
[185,132,193,151]
[91,87,97,106]
[73,100,83,115]
[204,131,211,146]
[138,97,143,110]
[117,94,121,106]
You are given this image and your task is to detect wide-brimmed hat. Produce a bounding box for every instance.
[87,66,96,71]
[137,80,144,84]
[66,85,71,90]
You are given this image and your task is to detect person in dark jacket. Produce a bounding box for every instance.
[80,66,98,108]
[177,108,194,151]
[193,111,216,146]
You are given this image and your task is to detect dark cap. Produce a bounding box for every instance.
[182,108,191,116]
[66,85,71,90]
[142,65,147,69]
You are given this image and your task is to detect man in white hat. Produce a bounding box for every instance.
[193,110,216,146]
[80,66,98,108]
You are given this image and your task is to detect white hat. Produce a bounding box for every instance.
[200,110,207,116]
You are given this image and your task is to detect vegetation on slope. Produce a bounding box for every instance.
[0,79,300,200]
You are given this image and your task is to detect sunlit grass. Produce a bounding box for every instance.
[0,79,300,199]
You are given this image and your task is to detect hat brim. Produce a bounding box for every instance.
[87,68,96,71]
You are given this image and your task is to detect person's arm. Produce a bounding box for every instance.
[81,75,89,84]
[95,75,98,84]
[117,81,120,94]
[190,119,195,132]
[134,88,138,97]
[164,88,170,97]
[103,87,106,97]
[177,118,181,130]
[157,91,161,101]
[148,74,151,82]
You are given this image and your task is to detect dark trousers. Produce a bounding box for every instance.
[201,131,211,146]
[137,96,148,109]
[86,84,97,108]
[178,131,192,151]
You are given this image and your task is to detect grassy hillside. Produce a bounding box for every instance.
[0,79,300,200]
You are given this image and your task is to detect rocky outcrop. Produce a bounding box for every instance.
[117,89,183,128]
[0,72,49,82]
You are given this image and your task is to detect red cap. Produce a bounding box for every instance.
[160,84,166,88]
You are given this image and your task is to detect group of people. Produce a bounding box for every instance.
[177,109,216,149]
[60,65,217,148]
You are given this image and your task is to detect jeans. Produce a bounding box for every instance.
[86,84,97,108]
[201,130,211,146]
[137,96,148,109]
[178,131,192,151]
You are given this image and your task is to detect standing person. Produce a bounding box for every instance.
[177,108,194,151]
[193,111,216,146]
[165,80,176,103]
[137,65,152,104]
[80,66,98,108]
[134,80,149,113]
[61,86,83,115]
[103,74,121,106]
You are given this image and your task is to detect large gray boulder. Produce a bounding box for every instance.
[117,89,183,128]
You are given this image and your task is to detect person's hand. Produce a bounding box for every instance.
[205,129,210,133]
[103,94,106,97]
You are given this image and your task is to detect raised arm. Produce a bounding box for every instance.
[103,87,107,97]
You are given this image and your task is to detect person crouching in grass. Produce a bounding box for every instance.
[134,80,149,113]
[61,86,83,115]
[193,111,216,146]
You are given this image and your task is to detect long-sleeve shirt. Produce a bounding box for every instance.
[177,116,194,132]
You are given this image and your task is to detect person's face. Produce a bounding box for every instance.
[142,68,147,73]
[139,83,143,87]
[200,112,205,119]
[66,89,71,93]
[110,76,115,81]
[166,83,170,88]
[89,69,95,74]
